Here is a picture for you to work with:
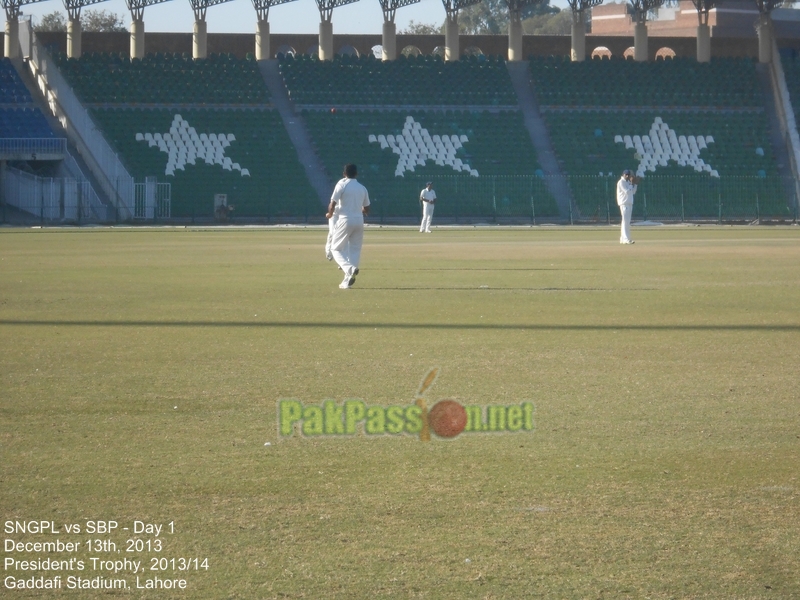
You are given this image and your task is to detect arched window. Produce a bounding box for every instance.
[591,46,612,60]
[337,45,359,58]
[275,45,296,59]
[656,47,676,60]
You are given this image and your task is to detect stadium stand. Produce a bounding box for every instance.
[279,53,518,107]
[780,52,800,130]
[91,107,314,218]
[303,109,559,219]
[53,52,270,105]
[0,108,57,139]
[1,58,34,104]
[52,52,317,219]
[530,56,762,108]
[0,58,57,139]
[280,53,555,219]
[530,56,787,219]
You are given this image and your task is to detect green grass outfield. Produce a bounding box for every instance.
[1,226,799,599]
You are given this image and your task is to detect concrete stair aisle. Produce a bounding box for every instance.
[506,60,575,220]
[258,59,331,208]
[756,61,798,217]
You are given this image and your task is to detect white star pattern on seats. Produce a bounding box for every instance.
[615,117,717,178]
[135,114,250,177]
[369,116,479,178]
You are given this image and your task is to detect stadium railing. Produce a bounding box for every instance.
[18,21,135,219]
[367,174,795,224]
[567,174,794,223]
[0,137,66,158]
[2,165,103,224]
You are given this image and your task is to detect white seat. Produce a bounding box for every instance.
[614,135,623,143]
[241,169,250,177]
[135,133,144,141]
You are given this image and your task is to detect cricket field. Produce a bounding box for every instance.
[1,225,799,599]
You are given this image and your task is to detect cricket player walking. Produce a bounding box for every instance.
[327,164,370,289]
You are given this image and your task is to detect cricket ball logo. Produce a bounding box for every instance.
[416,368,467,441]
[278,368,533,440]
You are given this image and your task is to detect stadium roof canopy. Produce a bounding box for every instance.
[379,0,420,23]
[126,0,172,21]
[64,0,109,20]
[2,0,48,20]
[251,0,298,21]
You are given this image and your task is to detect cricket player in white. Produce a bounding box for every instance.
[327,164,370,289]
[419,182,436,233]
[616,170,637,245]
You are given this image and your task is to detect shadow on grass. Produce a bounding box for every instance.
[1,320,798,331]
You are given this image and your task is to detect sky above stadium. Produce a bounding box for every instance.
[3,0,569,36]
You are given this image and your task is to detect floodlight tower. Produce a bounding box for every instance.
[315,0,358,60]
[252,0,297,60]
[378,0,419,60]
[2,0,47,58]
[441,0,481,61]
[189,0,235,59]
[127,0,171,59]
[754,0,780,63]
[63,0,109,58]
[504,0,546,61]
[566,0,602,62]
[629,0,664,62]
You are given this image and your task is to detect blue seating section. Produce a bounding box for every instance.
[0,58,33,104]
[0,108,57,138]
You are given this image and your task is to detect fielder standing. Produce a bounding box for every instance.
[419,181,436,233]
[327,164,370,289]
[616,170,638,245]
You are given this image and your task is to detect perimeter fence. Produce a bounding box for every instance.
[366,174,797,224]
[2,173,796,224]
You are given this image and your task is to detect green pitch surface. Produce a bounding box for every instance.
[1,226,799,598]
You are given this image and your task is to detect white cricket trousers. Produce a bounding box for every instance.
[325,214,337,259]
[420,202,434,232]
[619,203,633,243]
[330,217,364,276]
